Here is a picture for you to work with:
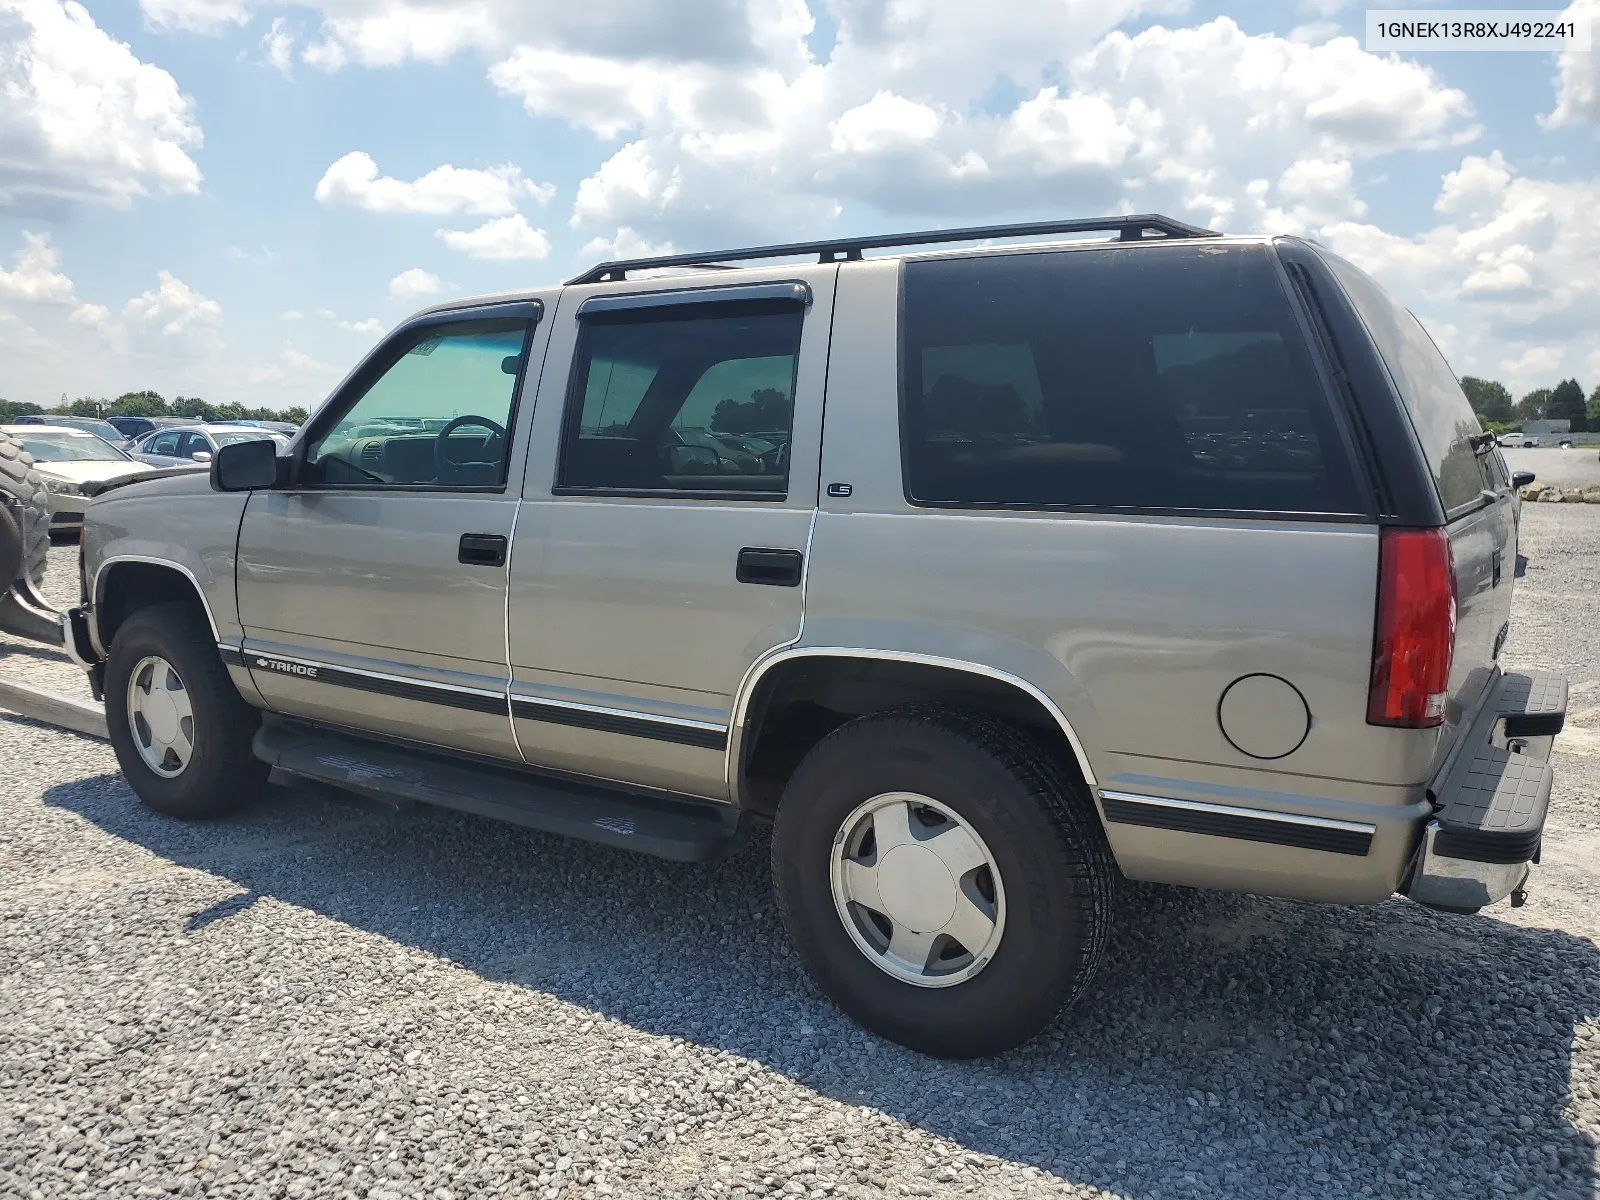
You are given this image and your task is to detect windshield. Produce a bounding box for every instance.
[16,433,133,462]
[71,419,127,444]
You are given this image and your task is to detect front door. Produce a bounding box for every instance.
[235,300,548,761]
[507,272,835,799]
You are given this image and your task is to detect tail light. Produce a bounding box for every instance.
[1368,527,1456,728]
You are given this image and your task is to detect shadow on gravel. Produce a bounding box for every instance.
[0,640,73,663]
[45,769,1600,1199]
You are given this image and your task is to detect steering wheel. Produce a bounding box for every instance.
[435,415,507,482]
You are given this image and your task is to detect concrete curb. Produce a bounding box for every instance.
[0,675,108,740]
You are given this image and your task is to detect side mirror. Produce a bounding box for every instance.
[211,438,280,491]
[190,450,212,463]
[1512,471,1536,489]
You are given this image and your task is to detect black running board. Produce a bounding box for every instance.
[253,720,742,863]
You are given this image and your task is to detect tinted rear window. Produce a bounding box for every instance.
[900,245,1361,515]
[1317,251,1488,516]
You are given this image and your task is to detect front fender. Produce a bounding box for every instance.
[84,472,250,655]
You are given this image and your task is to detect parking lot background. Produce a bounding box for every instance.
[2,486,1599,1198]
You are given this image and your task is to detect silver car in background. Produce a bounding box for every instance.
[130,424,291,469]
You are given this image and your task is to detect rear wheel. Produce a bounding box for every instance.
[104,603,266,819]
[772,704,1115,1058]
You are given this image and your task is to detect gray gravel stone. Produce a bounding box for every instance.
[1,511,1598,1198]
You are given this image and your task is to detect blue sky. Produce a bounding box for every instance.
[0,0,1595,411]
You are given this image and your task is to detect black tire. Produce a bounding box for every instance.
[772,704,1115,1058]
[0,429,48,588]
[103,602,267,819]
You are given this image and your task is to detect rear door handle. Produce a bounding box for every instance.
[737,547,803,587]
[458,533,508,567]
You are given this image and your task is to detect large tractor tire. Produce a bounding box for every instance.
[0,429,49,591]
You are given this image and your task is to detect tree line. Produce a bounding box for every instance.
[0,391,310,426]
[1460,377,1600,433]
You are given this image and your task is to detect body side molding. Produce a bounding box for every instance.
[1099,788,1376,856]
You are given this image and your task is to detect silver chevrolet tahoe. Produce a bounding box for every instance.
[61,215,1568,1058]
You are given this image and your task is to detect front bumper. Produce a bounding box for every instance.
[1404,671,1567,913]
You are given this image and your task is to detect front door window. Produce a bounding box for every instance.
[302,317,531,488]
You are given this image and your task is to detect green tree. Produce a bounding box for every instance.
[710,387,792,434]
[0,399,44,421]
[1515,387,1552,424]
[170,395,215,420]
[281,406,310,425]
[67,397,105,417]
[1588,384,1600,432]
[1549,377,1587,433]
[107,390,169,417]
[1460,376,1513,424]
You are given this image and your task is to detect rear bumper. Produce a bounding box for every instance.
[1404,670,1566,913]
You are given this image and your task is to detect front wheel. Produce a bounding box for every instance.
[772,705,1115,1058]
[104,602,266,819]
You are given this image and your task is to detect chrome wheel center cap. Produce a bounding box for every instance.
[143,690,180,744]
[874,844,956,933]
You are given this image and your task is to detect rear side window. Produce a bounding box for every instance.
[900,245,1361,516]
[557,303,802,495]
[1317,251,1488,516]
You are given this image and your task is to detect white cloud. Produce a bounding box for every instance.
[1499,345,1566,383]
[1320,153,1600,394]
[578,227,675,261]
[0,0,203,214]
[388,268,443,298]
[0,232,76,303]
[830,93,942,155]
[546,18,1476,238]
[139,0,248,32]
[68,302,108,327]
[435,213,552,260]
[314,150,554,216]
[263,16,294,72]
[118,270,225,356]
[1546,0,1599,126]
[337,316,384,334]
[280,308,304,321]
[1288,21,1342,44]
[270,0,807,77]
[242,344,342,395]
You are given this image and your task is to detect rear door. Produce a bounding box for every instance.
[1317,251,1514,756]
[506,270,834,799]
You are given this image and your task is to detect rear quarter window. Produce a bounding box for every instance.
[1316,250,1489,517]
[899,244,1362,517]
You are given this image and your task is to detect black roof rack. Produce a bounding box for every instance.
[566,213,1222,285]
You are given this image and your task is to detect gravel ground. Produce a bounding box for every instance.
[2,510,1599,1200]
[0,538,83,697]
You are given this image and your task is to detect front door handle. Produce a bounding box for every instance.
[458,533,508,567]
[737,547,803,587]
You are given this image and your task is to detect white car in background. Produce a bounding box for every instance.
[1,425,154,540]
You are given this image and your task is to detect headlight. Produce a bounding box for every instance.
[44,479,84,496]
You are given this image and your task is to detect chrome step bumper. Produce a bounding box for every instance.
[1405,670,1566,914]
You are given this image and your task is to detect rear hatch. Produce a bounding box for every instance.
[1313,250,1516,770]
